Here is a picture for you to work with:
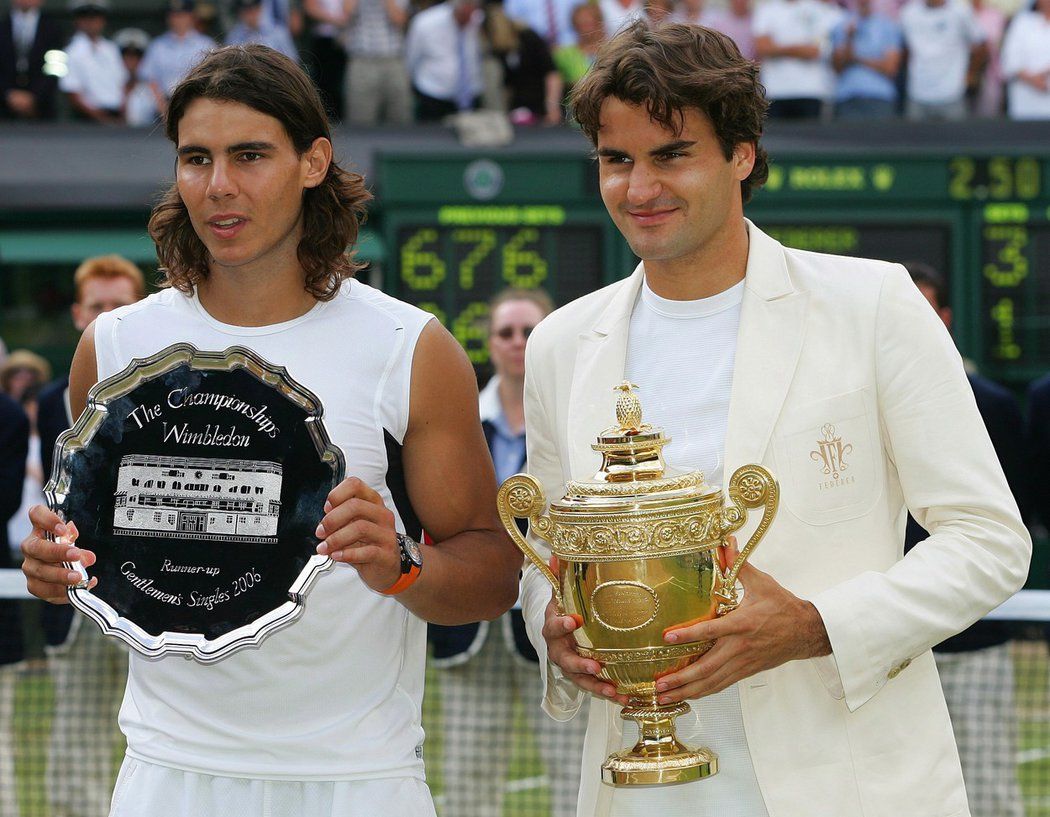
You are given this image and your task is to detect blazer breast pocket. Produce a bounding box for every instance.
[772,389,884,526]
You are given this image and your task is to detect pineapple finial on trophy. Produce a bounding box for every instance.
[614,381,644,433]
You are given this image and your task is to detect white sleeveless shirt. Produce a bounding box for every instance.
[93,281,434,780]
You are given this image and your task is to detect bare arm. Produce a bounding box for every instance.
[831,39,853,73]
[1018,70,1050,92]
[543,70,563,125]
[384,0,407,29]
[66,91,122,124]
[859,46,901,78]
[317,321,520,624]
[755,34,821,60]
[967,41,989,88]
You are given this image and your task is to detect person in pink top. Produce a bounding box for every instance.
[672,0,707,25]
[701,0,755,60]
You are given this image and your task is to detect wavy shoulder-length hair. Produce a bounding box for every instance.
[148,45,372,301]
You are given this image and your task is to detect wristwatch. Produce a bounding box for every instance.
[380,532,424,595]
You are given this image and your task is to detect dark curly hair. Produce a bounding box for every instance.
[148,45,372,301]
[570,22,769,204]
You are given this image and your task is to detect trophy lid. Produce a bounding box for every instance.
[551,383,719,513]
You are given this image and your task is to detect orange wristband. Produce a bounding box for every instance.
[380,563,422,596]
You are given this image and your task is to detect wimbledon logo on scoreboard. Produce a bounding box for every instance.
[464,160,504,201]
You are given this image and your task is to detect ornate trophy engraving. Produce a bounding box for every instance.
[45,343,345,663]
[497,383,778,786]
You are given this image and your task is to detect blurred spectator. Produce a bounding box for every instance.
[754,0,837,119]
[406,0,484,121]
[553,1,604,88]
[1000,0,1050,120]
[226,0,299,59]
[900,0,985,121]
[38,254,144,817]
[60,0,126,124]
[830,0,901,119]
[0,348,50,402]
[599,0,645,36]
[645,0,673,24]
[139,0,215,114]
[343,0,411,124]
[971,0,1005,116]
[672,0,708,25]
[0,391,28,817]
[869,0,905,20]
[0,0,63,120]
[7,382,41,561]
[486,3,563,124]
[116,27,158,125]
[1029,371,1050,537]
[38,255,145,490]
[504,0,584,48]
[257,0,302,38]
[701,0,756,60]
[429,288,587,817]
[906,261,1026,817]
[302,0,349,119]
[1029,373,1050,530]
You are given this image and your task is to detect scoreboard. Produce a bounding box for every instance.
[376,147,1050,383]
[747,153,1049,383]
[377,153,631,368]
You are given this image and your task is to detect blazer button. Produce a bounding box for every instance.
[887,658,912,679]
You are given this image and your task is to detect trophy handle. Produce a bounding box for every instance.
[496,474,563,609]
[716,465,779,613]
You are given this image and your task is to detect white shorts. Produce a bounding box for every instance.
[109,757,438,817]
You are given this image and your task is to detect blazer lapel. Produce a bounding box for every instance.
[724,222,809,472]
[566,267,645,480]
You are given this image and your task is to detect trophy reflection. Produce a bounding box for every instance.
[497,383,778,786]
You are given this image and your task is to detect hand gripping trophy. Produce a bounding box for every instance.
[497,383,778,786]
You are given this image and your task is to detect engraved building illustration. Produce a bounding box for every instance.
[113,454,283,541]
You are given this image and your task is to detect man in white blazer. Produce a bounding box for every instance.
[519,20,1031,817]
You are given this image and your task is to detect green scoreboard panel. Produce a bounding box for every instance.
[976,202,1050,374]
[378,153,631,367]
[747,153,1050,384]
[378,149,1050,383]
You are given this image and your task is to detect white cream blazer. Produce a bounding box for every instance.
[519,221,1031,817]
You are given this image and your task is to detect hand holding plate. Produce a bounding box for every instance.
[316,476,402,592]
[21,507,94,603]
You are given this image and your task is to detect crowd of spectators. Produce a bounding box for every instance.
[2,0,1050,125]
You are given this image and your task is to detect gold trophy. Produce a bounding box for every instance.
[497,382,778,786]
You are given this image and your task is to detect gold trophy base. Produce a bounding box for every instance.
[601,701,719,787]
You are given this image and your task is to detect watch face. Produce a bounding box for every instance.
[401,534,423,567]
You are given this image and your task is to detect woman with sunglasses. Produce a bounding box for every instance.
[428,287,588,817]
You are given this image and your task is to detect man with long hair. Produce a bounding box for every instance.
[21,44,520,817]
[519,21,1029,817]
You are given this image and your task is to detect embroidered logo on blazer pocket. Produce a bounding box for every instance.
[773,389,883,526]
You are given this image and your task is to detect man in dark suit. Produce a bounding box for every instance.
[36,254,144,817]
[0,0,64,119]
[1028,374,1050,532]
[906,261,1027,817]
[0,391,28,817]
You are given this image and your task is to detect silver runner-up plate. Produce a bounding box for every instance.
[44,342,345,663]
